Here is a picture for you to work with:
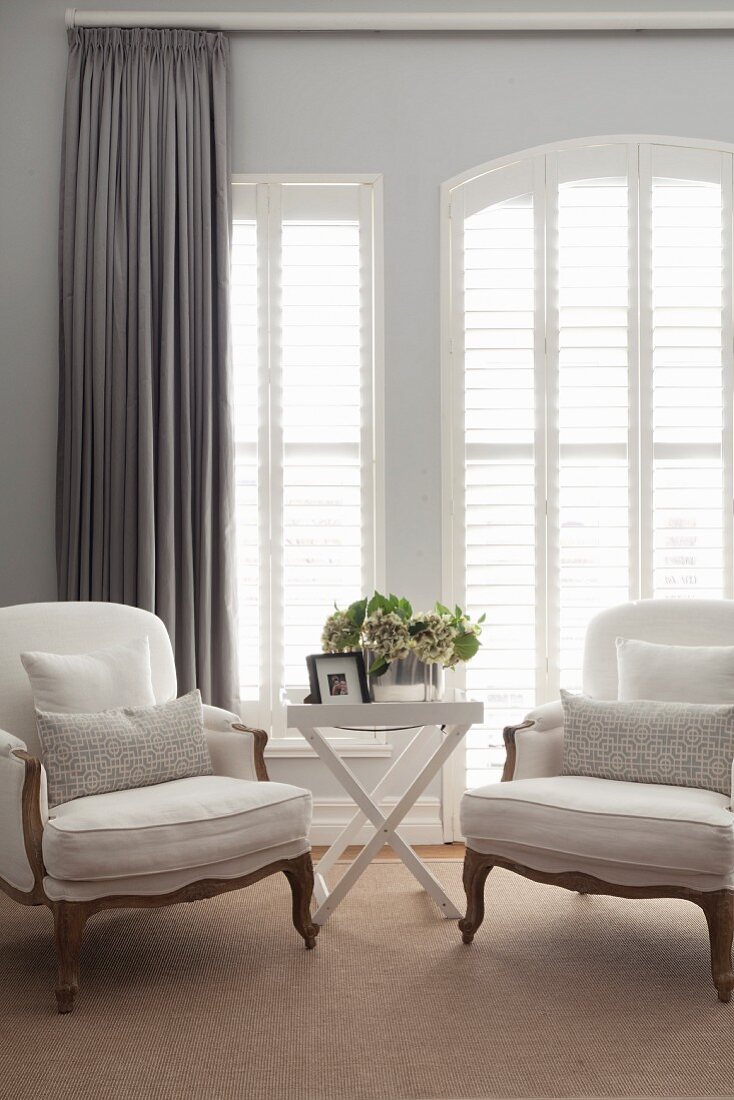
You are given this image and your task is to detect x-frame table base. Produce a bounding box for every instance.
[302,721,471,924]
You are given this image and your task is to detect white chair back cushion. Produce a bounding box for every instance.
[0,603,177,756]
[583,599,734,700]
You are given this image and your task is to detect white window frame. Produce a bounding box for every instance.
[441,135,734,827]
[232,173,385,747]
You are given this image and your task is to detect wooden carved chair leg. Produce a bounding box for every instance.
[283,852,319,950]
[700,890,734,1003]
[459,848,493,945]
[52,901,90,1014]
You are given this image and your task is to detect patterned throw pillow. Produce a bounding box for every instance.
[37,690,213,808]
[560,690,734,796]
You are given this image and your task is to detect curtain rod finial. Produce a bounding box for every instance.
[65,8,76,29]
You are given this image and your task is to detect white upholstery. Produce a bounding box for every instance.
[204,727,257,782]
[0,750,35,892]
[511,600,734,782]
[0,727,29,758]
[514,724,564,781]
[201,703,241,731]
[466,600,734,892]
[0,728,50,893]
[21,636,156,715]
[462,776,734,891]
[465,840,734,892]
[43,776,311,882]
[43,839,311,902]
[522,698,564,731]
[0,603,306,903]
[616,636,734,703]
[583,599,734,701]
[0,603,177,757]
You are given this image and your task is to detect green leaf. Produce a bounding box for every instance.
[453,632,480,661]
[408,619,427,636]
[397,597,413,619]
[435,602,450,616]
[347,598,367,627]
[477,613,486,624]
[368,656,389,677]
[367,592,389,615]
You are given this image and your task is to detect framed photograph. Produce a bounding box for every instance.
[306,652,370,705]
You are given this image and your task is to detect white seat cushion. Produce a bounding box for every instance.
[43,776,312,882]
[461,776,734,879]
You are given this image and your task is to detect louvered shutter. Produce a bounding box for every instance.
[232,180,379,733]
[448,140,734,790]
[553,146,633,692]
[452,162,542,789]
[646,146,731,600]
[279,184,373,700]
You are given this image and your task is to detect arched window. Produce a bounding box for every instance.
[443,138,734,787]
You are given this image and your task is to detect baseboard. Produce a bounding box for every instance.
[309,796,445,845]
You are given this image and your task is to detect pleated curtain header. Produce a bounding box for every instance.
[67,26,228,55]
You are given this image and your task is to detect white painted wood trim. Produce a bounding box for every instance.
[309,797,444,847]
[443,136,734,196]
[286,697,483,728]
[371,175,387,593]
[627,143,642,602]
[721,155,734,599]
[232,174,383,185]
[637,143,655,600]
[66,10,734,33]
[540,153,556,700]
[232,174,384,744]
[265,738,392,759]
[304,722,467,921]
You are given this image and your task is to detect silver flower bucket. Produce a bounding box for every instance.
[364,650,444,703]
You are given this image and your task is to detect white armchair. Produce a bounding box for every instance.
[0,602,317,1014]
[459,599,734,1003]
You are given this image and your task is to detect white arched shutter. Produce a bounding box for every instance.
[448,140,733,789]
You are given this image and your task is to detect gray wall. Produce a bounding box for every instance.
[4,0,734,612]
[4,1,734,806]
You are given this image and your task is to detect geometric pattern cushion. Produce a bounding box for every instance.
[37,690,213,808]
[561,690,734,796]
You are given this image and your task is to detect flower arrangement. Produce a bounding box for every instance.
[321,591,484,677]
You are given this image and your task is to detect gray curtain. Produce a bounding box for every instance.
[58,27,239,711]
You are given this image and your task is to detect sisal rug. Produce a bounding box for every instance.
[1,862,733,1100]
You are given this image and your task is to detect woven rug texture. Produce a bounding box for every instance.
[1,863,732,1099]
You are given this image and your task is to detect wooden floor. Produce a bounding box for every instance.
[311,842,465,861]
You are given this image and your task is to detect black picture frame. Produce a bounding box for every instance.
[306,652,370,704]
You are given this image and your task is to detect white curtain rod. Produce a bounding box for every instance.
[64,10,734,32]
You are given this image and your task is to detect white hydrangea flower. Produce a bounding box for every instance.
[410,611,456,666]
[321,610,360,653]
[361,608,411,661]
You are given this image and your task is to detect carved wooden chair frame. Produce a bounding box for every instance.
[458,720,734,1003]
[1,726,318,1014]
